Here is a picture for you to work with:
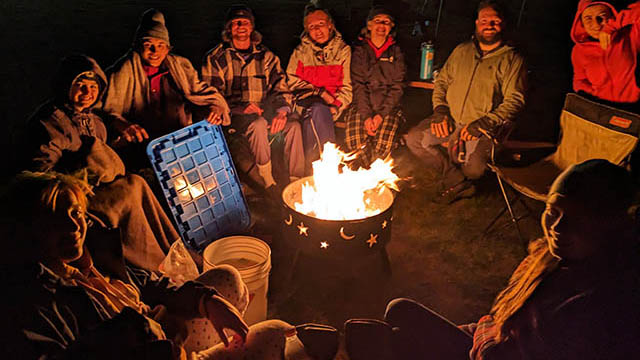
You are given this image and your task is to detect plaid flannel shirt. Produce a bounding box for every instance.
[202,42,291,112]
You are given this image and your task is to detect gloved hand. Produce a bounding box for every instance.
[429,105,455,138]
[465,116,493,138]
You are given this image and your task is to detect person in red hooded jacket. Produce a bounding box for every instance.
[571,0,640,108]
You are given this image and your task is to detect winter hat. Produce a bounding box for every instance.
[134,8,170,45]
[225,5,255,27]
[367,5,394,23]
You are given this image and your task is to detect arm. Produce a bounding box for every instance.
[28,118,67,172]
[571,48,593,95]
[176,56,230,125]
[482,53,527,131]
[351,45,373,119]
[201,50,229,96]
[286,49,318,99]
[432,48,455,111]
[264,52,292,111]
[378,45,406,118]
[334,45,353,113]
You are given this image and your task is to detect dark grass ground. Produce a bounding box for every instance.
[1,0,600,353]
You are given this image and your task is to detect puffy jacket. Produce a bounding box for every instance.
[351,35,406,119]
[286,30,352,118]
[571,0,640,103]
[433,39,527,132]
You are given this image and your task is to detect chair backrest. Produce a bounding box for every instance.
[551,93,640,169]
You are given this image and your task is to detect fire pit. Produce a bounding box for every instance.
[282,177,394,258]
[279,143,398,275]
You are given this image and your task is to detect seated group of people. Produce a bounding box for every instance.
[4,0,640,358]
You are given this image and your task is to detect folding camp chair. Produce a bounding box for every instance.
[484,93,640,242]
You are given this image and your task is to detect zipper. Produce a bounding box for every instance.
[458,54,481,124]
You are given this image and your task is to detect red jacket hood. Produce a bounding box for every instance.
[571,0,618,44]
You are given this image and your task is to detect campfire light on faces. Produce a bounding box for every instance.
[294,143,399,221]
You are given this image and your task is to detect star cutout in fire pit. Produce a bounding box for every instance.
[320,241,329,249]
[297,222,309,236]
[366,233,378,248]
[382,220,388,229]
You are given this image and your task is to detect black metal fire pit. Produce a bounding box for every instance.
[281,177,394,261]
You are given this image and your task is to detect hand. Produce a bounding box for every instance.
[206,108,224,125]
[270,111,287,134]
[330,106,338,117]
[320,91,335,105]
[460,125,479,141]
[598,31,611,50]
[243,103,264,116]
[430,115,453,138]
[364,117,376,136]
[122,123,149,143]
[203,295,249,347]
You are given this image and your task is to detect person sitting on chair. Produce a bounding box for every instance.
[404,0,526,204]
[346,159,640,360]
[345,5,406,167]
[571,0,640,111]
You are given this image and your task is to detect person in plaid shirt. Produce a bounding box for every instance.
[346,159,640,359]
[202,5,304,197]
[345,6,406,168]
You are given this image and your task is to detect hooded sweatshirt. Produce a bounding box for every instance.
[571,0,640,103]
[286,30,352,119]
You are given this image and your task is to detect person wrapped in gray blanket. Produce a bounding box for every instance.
[23,54,180,272]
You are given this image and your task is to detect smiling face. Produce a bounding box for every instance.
[305,10,334,45]
[139,37,170,67]
[581,4,613,40]
[69,78,99,111]
[230,18,254,48]
[367,14,393,41]
[37,190,88,266]
[475,6,503,46]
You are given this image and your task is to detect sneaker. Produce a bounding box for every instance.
[432,180,476,204]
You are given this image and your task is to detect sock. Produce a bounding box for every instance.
[257,161,276,188]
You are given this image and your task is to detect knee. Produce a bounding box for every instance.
[404,126,425,151]
[309,104,333,125]
[462,159,488,179]
[286,119,302,135]
[251,117,269,136]
[384,298,420,324]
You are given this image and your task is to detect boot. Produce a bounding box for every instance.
[344,319,394,360]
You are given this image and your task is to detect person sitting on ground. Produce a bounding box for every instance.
[404,0,526,204]
[23,54,180,272]
[103,8,230,172]
[0,170,297,360]
[346,159,640,360]
[286,2,352,165]
[202,5,304,199]
[345,6,406,167]
[571,0,640,111]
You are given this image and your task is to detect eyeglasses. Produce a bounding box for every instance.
[372,19,393,26]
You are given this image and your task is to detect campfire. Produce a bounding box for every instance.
[282,143,398,259]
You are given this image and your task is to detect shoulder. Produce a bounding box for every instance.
[204,43,228,62]
[168,54,196,70]
[105,52,134,75]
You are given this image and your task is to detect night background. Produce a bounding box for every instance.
[1,0,636,341]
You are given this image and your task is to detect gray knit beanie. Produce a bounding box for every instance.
[134,8,171,45]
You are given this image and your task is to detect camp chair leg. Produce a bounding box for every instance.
[482,171,526,244]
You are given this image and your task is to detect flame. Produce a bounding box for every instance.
[294,143,399,220]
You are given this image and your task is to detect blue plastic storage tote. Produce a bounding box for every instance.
[146,121,251,251]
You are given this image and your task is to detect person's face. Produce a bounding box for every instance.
[38,190,87,265]
[305,10,333,45]
[475,7,503,45]
[542,193,604,261]
[367,14,394,40]
[581,4,613,40]
[140,38,170,67]
[230,18,254,46]
[69,78,99,111]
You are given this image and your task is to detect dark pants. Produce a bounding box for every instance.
[302,102,336,162]
[384,298,473,359]
[404,118,492,188]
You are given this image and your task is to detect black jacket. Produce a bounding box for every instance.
[350,36,406,119]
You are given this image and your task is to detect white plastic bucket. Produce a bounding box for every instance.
[203,236,271,325]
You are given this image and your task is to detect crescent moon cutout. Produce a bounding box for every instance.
[284,214,293,225]
[340,227,355,240]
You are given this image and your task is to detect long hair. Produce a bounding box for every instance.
[490,239,559,340]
